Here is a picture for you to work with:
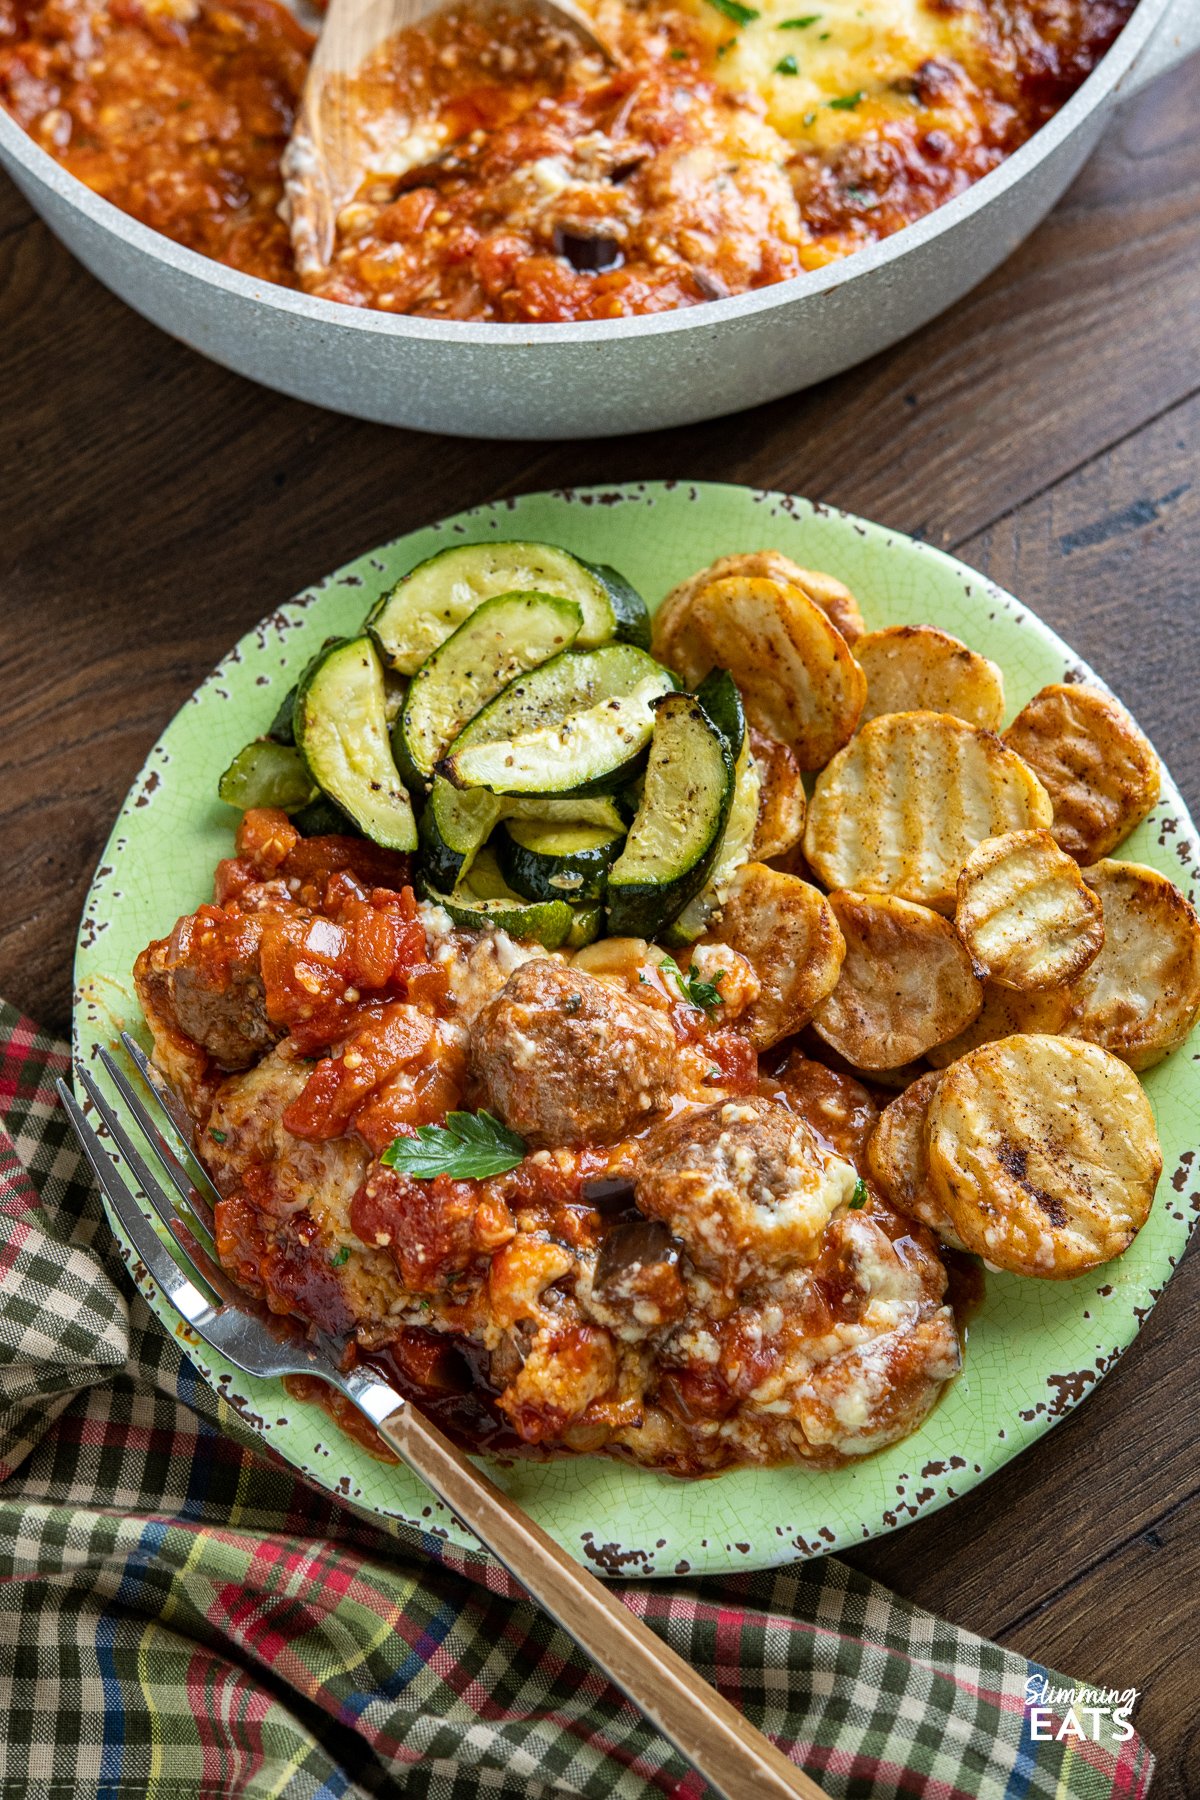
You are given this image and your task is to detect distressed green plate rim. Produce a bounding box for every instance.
[73,481,1200,1579]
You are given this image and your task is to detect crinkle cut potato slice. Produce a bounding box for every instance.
[702,862,845,1050]
[955,829,1105,991]
[926,979,1074,1067]
[653,552,865,681]
[1003,682,1160,864]
[812,890,982,1069]
[751,728,808,860]
[867,1071,963,1248]
[855,625,1005,730]
[926,1034,1162,1279]
[1060,860,1200,1070]
[804,710,1053,912]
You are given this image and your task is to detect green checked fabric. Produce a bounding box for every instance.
[0,1000,1154,1800]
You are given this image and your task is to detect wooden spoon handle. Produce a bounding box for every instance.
[372,1399,827,1800]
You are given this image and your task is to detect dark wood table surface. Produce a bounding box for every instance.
[2,50,1198,1794]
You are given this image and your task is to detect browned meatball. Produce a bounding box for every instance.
[636,1096,858,1285]
[135,908,278,1072]
[469,961,677,1145]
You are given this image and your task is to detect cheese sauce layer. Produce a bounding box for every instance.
[0,0,1133,319]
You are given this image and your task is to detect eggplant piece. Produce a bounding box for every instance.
[554,227,624,273]
[593,1218,681,1295]
[580,1174,638,1215]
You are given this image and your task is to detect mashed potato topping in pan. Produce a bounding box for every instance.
[1,0,1133,320]
[127,540,1198,1473]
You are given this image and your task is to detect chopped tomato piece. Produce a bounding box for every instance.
[236,807,299,874]
[282,1001,435,1139]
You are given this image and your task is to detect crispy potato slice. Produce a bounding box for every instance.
[926,980,1072,1067]
[804,711,1053,911]
[926,1034,1161,1278]
[867,1072,963,1247]
[654,554,865,680]
[856,625,1005,729]
[703,862,845,1050]
[671,578,865,770]
[1058,860,1200,1070]
[751,727,807,860]
[812,891,982,1068]
[1003,683,1160,863]
[955,829,1105,991]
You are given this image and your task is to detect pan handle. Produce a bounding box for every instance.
[1120,0,1200,98]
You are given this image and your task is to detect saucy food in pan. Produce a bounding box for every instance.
[130,538,1200,1473]
[1,0,1134,321]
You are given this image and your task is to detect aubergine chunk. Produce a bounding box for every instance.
[135,907,278,1072]
[469,960,677,1145]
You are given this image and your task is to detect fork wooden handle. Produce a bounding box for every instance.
[371,1398,826,1800]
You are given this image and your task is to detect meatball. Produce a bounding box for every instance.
[135,907,277,1072]
[636,1096,858,1286]
[469,960,678,1145]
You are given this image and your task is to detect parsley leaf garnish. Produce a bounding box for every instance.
[828,89,864,109]
[659,956,726,1015]
[775,53,799,73]
[780,12,819,23]
[705,0,759,25]
[382,1111,526,1181]
[329,1244,351,1267]
[208,1128,227,1144]
[848,1177,869,1210]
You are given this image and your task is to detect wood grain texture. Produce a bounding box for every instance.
[1,47,1197,1792]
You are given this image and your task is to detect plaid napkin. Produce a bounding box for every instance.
[0,1000,1154,1800]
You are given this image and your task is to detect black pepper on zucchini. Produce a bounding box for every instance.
[294,636,417,852]
[367,541,651,674]
[423,847,585,950]
[440,645,676,797]
[394,591,583,789]
[605,692,735,940]
[498,816,625,902]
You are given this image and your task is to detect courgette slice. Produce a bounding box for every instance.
[420,780,627,892]
[499,816,625,902]
[267,684,299,746]
[217,740,317,813]
[441,646,676,797]
[295,636,417,852]
[663,737,762,946]
[368,541,651,674]
[395,592,582,789]
[694,668,746,760]
[293,795,356,837]
[424,848,578,950]
[606,692,735,940]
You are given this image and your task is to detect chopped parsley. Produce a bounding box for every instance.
[659,956,726,1015]
[716,35,737,55]
[828,89,864,109]
[670,46,687,58]
[382,1111,526,1181]
[705,0,759,24]
[208,1128,227,1144]
[780,12,820,23]
[775,53,799,74]
[329,1244,351,1267]
[848,1177,869,1211]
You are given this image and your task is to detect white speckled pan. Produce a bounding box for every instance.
[74,484,1200,1577]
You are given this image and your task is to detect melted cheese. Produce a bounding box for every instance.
[694,0,981,150]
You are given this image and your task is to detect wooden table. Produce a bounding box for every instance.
[2,52,1198,1794]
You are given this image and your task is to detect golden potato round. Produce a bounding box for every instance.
[1059,860,1200,1070]
[804,711,1053,912]
[812,891,983,1069]
[704,862,845,1050]
[677,577,866,770]
[867,1072,963,1247]
[954,829,1105,992]
[926,1034,1161,1278]
[750,727,807,860]
[926,980,1074,1067]
[654,553,865,677]
[1003,683,1160,863]
[855,625,1005,730]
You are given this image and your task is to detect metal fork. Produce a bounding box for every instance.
[57,1042,825,1800]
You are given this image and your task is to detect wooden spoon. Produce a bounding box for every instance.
[283,0,619,277]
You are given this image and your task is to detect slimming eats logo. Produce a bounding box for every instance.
[1024,1675,1140,1743]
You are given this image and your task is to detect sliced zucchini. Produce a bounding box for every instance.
[420,780,627,892]
[367,541,650,674]
[694,668,746,760]
[267,683,299,746]
[217,740,316,813]
[499,817,625,902]
[295,636,417,852]
[424,847,577,950]
[395,592,582,788]
[606,692,735,940]
[664,737,762,946]
[293,794,356,837]
[566,902,604,948]
[441,646,675,797]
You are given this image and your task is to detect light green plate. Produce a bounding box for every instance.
[74,482,1200,1578]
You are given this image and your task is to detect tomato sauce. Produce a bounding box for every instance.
[0,0,1133,322]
